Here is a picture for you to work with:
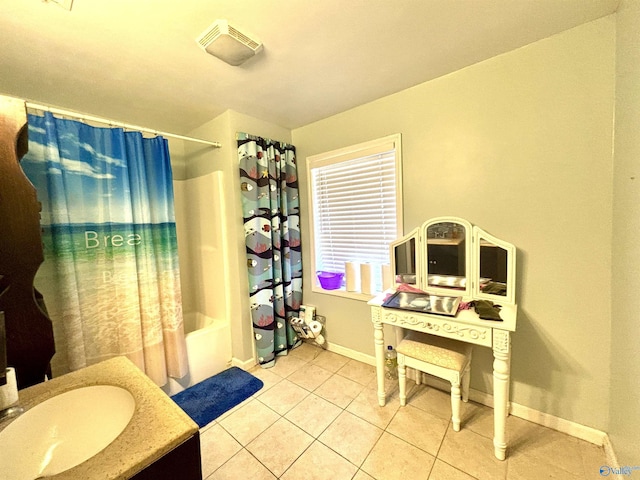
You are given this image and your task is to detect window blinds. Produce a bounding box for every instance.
[310,145,399,293]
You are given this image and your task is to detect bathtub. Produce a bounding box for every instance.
[163,312,232,396]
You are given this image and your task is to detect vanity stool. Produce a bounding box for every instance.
[397,331,472,432]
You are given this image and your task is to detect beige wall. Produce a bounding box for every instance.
[293,17,616,430]
[7,3,629,451]
[184,110,292,364]
[166,138,187,180]
[610,0,640,466]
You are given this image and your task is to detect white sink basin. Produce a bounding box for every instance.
[0,385,135,479]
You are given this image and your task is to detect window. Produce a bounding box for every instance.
[307,134,402,298]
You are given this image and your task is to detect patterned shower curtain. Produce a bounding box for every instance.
[21,112,188,386]
[238,133,303,367]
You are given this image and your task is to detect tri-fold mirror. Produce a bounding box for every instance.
[389,216,516,305]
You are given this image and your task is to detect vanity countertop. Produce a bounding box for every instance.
[4,356,198,479]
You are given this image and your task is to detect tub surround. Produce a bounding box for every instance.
[163,312,232,396]
[2,356,200,479]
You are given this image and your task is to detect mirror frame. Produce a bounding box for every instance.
[472,226,516,305]
[389,227,421,289]
[388,217,517,305]
[421,217,473,298]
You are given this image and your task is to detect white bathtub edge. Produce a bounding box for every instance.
[162,313,232,396]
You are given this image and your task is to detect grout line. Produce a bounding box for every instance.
[329,341,610,448]
[245,446,279,479]
[428,458,482,480]
[205,347,608,479]
[432,418,451,462]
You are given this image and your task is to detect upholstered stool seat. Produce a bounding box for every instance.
[396,331,472,431]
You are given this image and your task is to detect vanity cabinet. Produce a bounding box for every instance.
[131,433,202,480]
[426,238,465,276]
[6,357,202,480]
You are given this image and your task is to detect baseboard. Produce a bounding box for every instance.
[602,435,624,480]
[326,341,612,449]
[231,357,256,370]
[327,342,377,366]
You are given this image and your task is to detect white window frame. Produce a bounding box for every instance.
[306,134,403,300]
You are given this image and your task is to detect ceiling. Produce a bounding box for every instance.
[1,0,619,135]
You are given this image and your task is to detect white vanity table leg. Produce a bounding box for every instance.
[398,357,407,406]
[451,378,462,432]
[492,330,511,461]
[372,309,386,406]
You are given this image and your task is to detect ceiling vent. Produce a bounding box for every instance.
[196,20,263,66]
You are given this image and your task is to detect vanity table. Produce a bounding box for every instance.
[369,217,517,460]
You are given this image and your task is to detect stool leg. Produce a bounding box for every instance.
[398,359,407,406]
[415,368,422,385]
[462,363,471,403]
[451,379,462,432]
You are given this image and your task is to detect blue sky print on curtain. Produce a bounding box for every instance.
[238,132,302,367]
[20,112,188,386]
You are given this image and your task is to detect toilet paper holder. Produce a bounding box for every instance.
[290,306,326,346]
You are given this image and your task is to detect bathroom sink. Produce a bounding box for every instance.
[0,385,135,479]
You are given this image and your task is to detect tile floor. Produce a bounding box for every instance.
[198,343,607,480]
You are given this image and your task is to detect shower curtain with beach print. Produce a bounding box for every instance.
[20,112,188,386]
[238,133,302,367]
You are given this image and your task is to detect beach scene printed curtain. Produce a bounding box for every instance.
[238,132,302,367]
[21,112,188,386]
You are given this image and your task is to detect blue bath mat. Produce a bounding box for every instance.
[171,366,264,427]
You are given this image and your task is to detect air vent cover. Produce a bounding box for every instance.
[196,19,263,66]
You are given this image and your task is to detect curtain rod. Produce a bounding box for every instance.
[25,102,222,148]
